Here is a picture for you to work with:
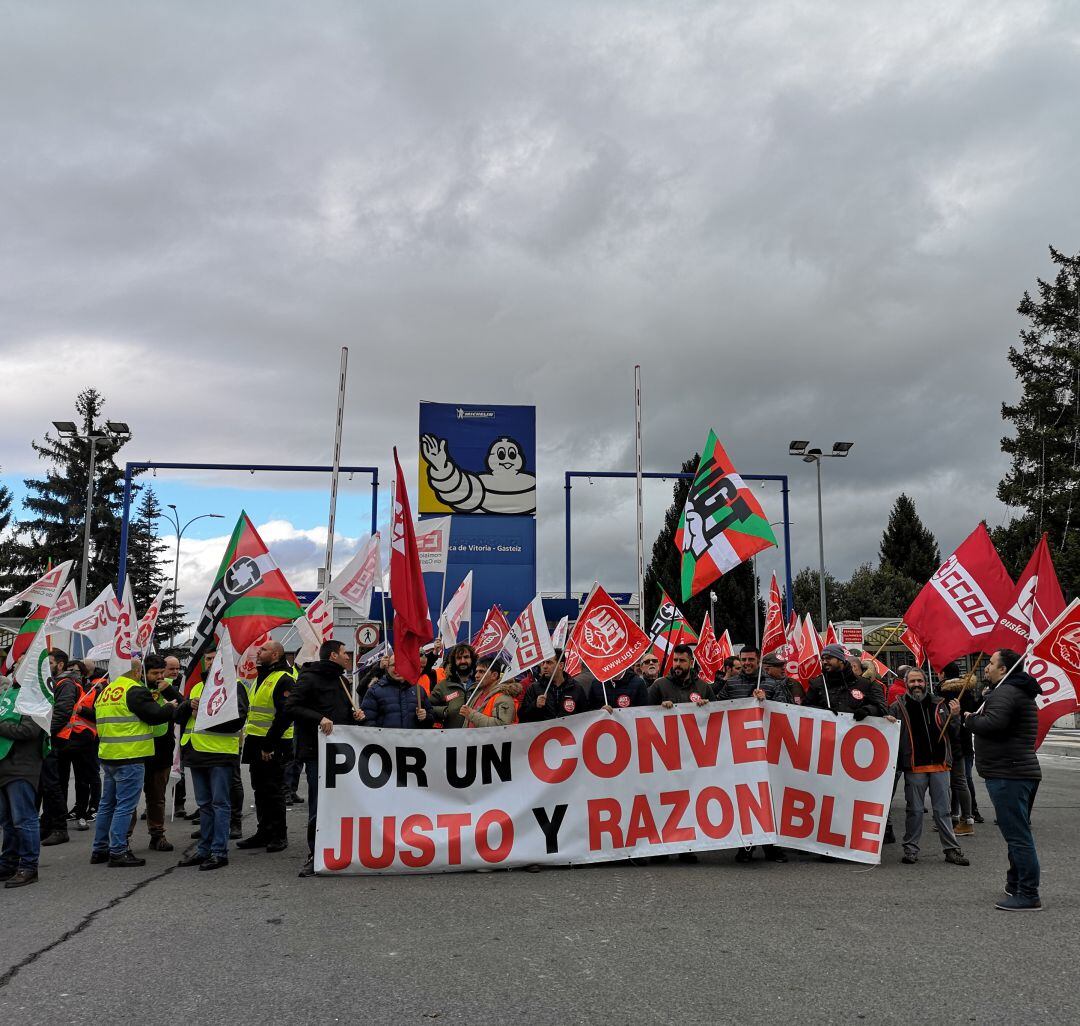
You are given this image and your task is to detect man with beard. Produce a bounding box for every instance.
[964,650,1044,910]
[286,640,365,878]
[238,640,296,853]
[649,645,715,708]
[519,652,588,721]
[458,658,521,727]
[888,668,969,868]
[804,645,887,718]
[637,653,661,688]
[648,645,712,864]
[429,643,477,728]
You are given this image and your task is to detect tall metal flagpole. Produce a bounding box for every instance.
[634,365,645,628]
[323,347,349,651]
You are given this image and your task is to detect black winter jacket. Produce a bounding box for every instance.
[287,659,358,760]
[967,669,1042,780]
[519,678,589,721]
[717,672,792,703]
[586,674,650,711]
[360,676,434,729]
[804,666,886,719]
[648,673,716,706]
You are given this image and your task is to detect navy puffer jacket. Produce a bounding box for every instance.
[967,668,1042,780]
[360,676,434,729]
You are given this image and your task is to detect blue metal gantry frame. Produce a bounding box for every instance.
[563,470,794,616]
[116,461,380,594]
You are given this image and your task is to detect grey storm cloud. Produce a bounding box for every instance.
[3,0,1079,599]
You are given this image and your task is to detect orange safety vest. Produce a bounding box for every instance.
[467,688,514,727]
[56,681,98,740]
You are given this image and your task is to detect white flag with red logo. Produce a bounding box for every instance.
[572,584,652,683]
[414,516,452,575]
[900,627,925,667]
[0,559,74,614]
[134,584,169,657]
[694,615,726,681]
[296,591,335,665]
[472,605,512,658]
[53,583,121,645]
[552,616,569,650]
[796,614,822,685]
[109,579,138,679]
[329,534,381,618]
[12,584,80,730]
[991,534,1065,652]
[761,573,787,656]
[1027,599,1080,747]
[438,571,473,645]
[236,631,271,681]
[501,595,555,681]
[904,524,1014,670]
[195,628,241,731]
[784,612,804,679]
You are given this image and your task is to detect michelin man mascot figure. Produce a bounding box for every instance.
[421,434,536,514]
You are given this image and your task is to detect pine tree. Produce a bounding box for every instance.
[125,484,188,647]
[997,246,1080,595]
[643,455,758,644]
[790,567,841,627]
[0,472,16,596]
[879,494,940,583]
[10,388,137,599]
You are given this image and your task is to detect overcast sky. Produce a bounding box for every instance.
[3,1,1079,617]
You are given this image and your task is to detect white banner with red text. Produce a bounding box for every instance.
[314,699,899,874]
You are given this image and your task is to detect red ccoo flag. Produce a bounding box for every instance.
[1027,599,1080,747]
[903,524,1014,671]
[760,573,787,656]
[991,534,1065,652]
[390,448,434,684]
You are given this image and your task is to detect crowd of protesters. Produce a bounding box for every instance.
[0,636,1045,909]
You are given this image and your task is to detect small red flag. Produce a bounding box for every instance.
[389,448,433,683]
[1027,599,1080,747]
[760,573,787,656]
[573,585,652,683]
[991,534,1066,652]
[694,616,726,681]
[472,605,512,658]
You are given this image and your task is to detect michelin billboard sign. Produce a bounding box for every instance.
[419,402,536,516]
[418,402,537,632]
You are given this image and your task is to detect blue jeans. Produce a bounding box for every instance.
[93,762,146,856]
[985,778,1040,899]
[304,759,319,856]
[0,779,41,872]
[191,765,233,858]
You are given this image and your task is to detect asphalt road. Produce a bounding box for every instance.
[2,756,1077,1026]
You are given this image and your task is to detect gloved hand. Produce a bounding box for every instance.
[852,707,869,721]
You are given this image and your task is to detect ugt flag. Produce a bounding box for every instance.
[573,585,651,683]
[760,573,787,656]
[675,431,777,601]
[694,615,727,682]
[472,605,512,658]
[903,524,1014,670]
[647,590,698,664]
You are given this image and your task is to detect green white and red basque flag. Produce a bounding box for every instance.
[647,589,698,663]
[183,511,303,686]
[674,431,777,602]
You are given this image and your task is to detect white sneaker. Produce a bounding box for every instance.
[75,818,90,831]
[965,817,975,825]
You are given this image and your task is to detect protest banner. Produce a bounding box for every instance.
[314,699,899,875]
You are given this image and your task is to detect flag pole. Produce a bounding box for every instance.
[634,365,646,628]
[323,346,349,658]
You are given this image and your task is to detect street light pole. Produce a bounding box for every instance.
[54,419,130,607]
[165,505,223,649]
[815,457,826,631]
[788,440,854,631]
[78,435,101,608]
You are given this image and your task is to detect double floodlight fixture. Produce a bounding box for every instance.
[52,419,131,442]
[788,439,854,460]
